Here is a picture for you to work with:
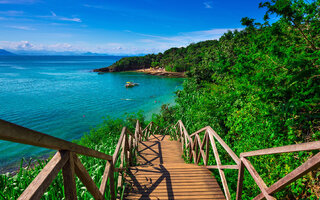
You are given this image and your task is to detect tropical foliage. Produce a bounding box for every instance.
[151,0,320,199]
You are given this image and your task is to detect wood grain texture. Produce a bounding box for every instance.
[253,152,320,200]
[0,119,112,161]
[73,155,104,200]
[62,151,77,200]
[123,135,226,200]
[241,141,320,157]
[18,151,69,200]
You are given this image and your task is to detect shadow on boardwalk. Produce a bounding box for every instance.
[123,135,226,200]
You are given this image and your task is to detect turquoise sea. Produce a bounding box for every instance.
[0,56,183,172]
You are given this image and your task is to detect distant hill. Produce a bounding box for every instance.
[0,49,16,56]
[93,40,218,73]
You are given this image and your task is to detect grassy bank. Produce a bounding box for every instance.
[0,113,146,199]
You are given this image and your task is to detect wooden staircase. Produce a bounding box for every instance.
[0,119,319,200]
[123,135,226,200]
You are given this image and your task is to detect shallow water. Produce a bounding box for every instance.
[0,56,183,172]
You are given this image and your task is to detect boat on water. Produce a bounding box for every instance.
[125,82,139,88]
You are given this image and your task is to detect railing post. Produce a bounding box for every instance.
[236,159,244,200]
[109,161,116,200]
[205,132,209,166]
[135,120,139,147]
[193,137,199,164]
[18,151,69,200]
[118,135,126,189]
[129,135,133,165]
[62,151,77,200]
[73,155,105,200]
[125,134,129,167]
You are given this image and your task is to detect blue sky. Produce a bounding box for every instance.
[0,0,268,55]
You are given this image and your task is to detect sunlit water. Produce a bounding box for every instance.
[0,56,183,172]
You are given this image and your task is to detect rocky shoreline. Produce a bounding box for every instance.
[133,69,185,78]
[94,67,185,78]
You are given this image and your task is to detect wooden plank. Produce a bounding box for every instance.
[99,161,111,195]
[200,131,207,150]
[196,134,206,164]
[206,165,239,169]
[253,152,320,200]
[62,151,77,200]
[128,135,133,165]
[179,123,185,152]
[109,162,116,200]
[118,135,126,189]
[125,133,226,200]
[190,127,209,137]
[207,127,240,165]
[0,119,112,161]
[241,141,320,157]
[193,136,199,164]
[205,132,210,166]
[18,151,69,200]
[208,134,231,200]
[142,122,152,133]
[147,122,153,140]
[236,161,244,200]
[73,155,104,200]
[125,133,130,168]
[241,157,275,200]
[134,120,140,147]
[112,127,126,164]
[180,122,193,147]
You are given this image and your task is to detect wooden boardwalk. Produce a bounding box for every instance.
[1,119,318,200]
[123,135,226,200]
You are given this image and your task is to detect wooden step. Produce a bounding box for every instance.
[123,135,226,200]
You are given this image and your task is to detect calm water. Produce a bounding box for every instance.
[0,56,183,172]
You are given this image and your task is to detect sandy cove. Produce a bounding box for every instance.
[133,68,185,78]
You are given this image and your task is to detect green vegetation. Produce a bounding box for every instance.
[151,0,320,199]
[94,40,217,72]
[1,0,319,199]
[0,114,146,200]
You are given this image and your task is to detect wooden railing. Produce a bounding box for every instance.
[140,121,159,140]
[0,119,154,200]
[173,120,320,200]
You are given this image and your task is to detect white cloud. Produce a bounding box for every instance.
[133,28,242,50]
[94,28,243,54]
[38,11,82,23]
[7,25,35,31]
[0,0,37,4]
[0,41,33,50]
[203,1,213,9]
[0,41,76,52]
[0,10,24,16]
[59,17,81,22]
[0,28,242,55]
[50,11,57,17]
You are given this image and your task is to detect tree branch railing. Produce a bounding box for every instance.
[0,119,147,200]
[173,120,320,200]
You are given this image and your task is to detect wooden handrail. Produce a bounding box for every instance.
[0,119,112,161]
[240,141,320,157]
[0,118,147,200]
[2,118,319,200]
[18,151,69,200]
[172,120,320,200]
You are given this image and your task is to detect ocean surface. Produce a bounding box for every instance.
[0,56,183,172]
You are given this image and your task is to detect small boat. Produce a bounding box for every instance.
[125,82,139,88]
